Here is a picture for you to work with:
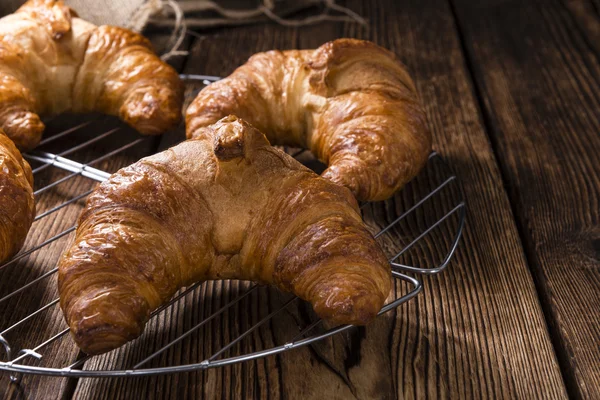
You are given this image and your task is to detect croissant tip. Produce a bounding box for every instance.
[67,307,147,355]
[326,294,383,326]
[0,111,45,151]
[122,97,182,135]
[60,278,151,355]
[212,116,246,160]
[72,326,134,355]
[309,281,387,326]
[211,116,269,161]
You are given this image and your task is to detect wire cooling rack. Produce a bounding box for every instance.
[0,75,465,380]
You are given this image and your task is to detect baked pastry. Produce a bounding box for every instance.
[58,116,391,355]
[186,38,431,201]
[0,129,35,263]
[0,0,183,151]
[0,0,182,260]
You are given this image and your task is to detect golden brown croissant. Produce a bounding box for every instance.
[0,129,35,263]
[186,38,431,201]
[0,0,183,151]
[58,116,391,355]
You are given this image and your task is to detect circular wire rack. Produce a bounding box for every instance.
[0,75,466,379]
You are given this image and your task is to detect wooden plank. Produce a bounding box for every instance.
[563,0,600,57]
[72,1,567,399]
[295,1,567,398]
[450,0,600,398]
[0,33,190,399]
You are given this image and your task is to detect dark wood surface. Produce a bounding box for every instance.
[1,0,599,399]
[451,0,600,397]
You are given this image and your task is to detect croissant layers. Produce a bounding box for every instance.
[58,116,391,355]
[186,38,431,201]
[0,0,182,261]
[0,0,183,151]
[0,129,35,263]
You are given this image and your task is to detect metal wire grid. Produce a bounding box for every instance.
[0,75,466,379]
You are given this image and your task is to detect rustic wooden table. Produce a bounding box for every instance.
[1,0,599,398]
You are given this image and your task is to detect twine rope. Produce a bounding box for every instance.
[126,0,188,61]
[129,0,365,59]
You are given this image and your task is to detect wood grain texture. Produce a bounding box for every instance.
[450,0,600,398]
[71,0,567,399]
[563,0,600,57]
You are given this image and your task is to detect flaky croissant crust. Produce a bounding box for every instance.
[0,129,35,263]
[186,38,432,201]
[0,0,183,150]
[58,116,391,355]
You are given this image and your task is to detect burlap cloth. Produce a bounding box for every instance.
[0,0,364,31]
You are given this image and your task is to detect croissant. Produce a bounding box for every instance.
[58,116,391,355]
[0,129,35,263]
[186,39,431,201]
[0,0,183,151]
